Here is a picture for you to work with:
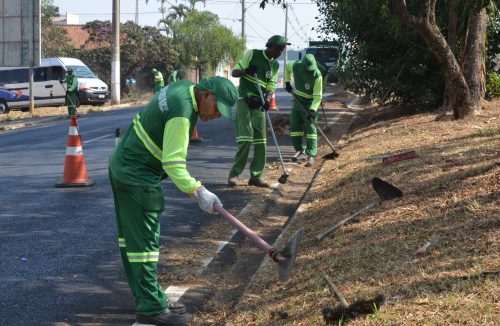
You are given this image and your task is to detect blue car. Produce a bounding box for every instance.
[0,87,18,114]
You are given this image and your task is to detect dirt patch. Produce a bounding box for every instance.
[223,103,500,325]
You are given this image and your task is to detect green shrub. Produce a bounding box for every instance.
[486,72,500,98]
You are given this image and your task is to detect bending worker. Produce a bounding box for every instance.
[227,35,289,188]
[109,76,238,326]
[62,68,79,116]
[152,68,164,94]
[284,53,323,167]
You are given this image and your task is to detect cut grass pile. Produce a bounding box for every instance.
[224,105,499,325]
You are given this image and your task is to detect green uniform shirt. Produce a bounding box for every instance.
[109,80,201,193]
[64,74,78,93]
[154,71,164,87]
[235,49,279,98]
[285,60,323,111]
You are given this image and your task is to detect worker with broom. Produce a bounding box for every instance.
[227,35,289,188]
[152,68,164,94]
[109,76,238,326]
[284,53,323,167]
[62,68,79,117]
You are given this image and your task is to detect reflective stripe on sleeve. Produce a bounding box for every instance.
[118,238,126,248]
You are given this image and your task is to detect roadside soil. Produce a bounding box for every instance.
[154,84,363,324]
[221,99,499,325]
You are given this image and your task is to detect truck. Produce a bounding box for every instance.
[303,40,341,83]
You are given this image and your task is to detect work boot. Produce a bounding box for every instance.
[248,178,270,188]
[305,156,314,167]
[227,173,238,187]
[168,301,186,314]
[136,309,187,326]
[291,150,305,162]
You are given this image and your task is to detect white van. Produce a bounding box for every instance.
[0,65,67,113]
[41,57,109,105]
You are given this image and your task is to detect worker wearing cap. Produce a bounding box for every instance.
[62,68,79,116]
[152,68,164,94]
[227,35,289,188]
[284,54,323,167]
[109,76,238,326]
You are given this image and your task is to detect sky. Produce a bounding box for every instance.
[52,0,322,50]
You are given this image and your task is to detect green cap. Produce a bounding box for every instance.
[266,35,291,47]
[152,68,157,73]
[197,76,238,119]
[302,54,318,71]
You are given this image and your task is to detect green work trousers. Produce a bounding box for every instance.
[155,84,163,94]
[109,169,168,316]
[290,103,318,157]
[229,99,267,180]
[66,92,78,116]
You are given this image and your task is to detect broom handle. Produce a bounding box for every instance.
[316,203,375,240]
[291,93,336,152]
[254,74,287,174]
[214,203,272,253]
[324,275,350,308]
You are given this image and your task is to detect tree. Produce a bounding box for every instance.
[41,0,71,57]
[172,11,244,76]
[391,0,490,118]
[69,21,179,92]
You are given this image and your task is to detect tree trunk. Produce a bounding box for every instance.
[391,0,475,119]
[462,7,487,116]
[436,0,458,119]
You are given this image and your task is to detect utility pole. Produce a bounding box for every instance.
[29,0,35,115]
[135,0,139,25]
[241,0,245,43]
[284,3,289,87]
[111,0,120,104]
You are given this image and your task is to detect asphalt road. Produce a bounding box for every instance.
[0,89,309,325]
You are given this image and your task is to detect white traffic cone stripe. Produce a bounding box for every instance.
[69,126,79,135]
[66,146,83,155]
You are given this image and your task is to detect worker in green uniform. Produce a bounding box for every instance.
[167,70,184,85]
[109,76,238,326]
[284,53,323,167]
[62,68,79,116]
[152,68,164,94]
[227,35,289,188]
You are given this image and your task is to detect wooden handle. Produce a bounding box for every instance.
[324,275,349,308]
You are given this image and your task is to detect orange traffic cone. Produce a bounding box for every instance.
[269,92,278,111]
[191,126,202,142]
[56,115,95,187]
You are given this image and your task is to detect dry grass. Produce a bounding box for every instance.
[223,103,500,325]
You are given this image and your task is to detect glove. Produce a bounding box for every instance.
[285,82,293,94]
[307,109,315,121]
[193,186,222,214]
[244,65,258,75]
[262,98,270,111]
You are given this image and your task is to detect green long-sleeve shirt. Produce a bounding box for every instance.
[109,80,201,193]
[285,60,322,111]
[63,74,78,93]
[234,49,279,97]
